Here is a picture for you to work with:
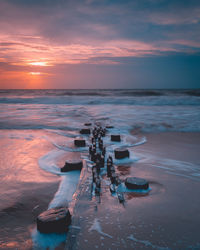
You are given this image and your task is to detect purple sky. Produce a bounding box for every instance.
[0,0,200,89]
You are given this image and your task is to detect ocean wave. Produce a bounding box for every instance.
[1,89,199,97]
[119,90,164,96]
[0,89,200,102]
[0,95,200,106]
[184,90,200,97]
[0,89,200,133]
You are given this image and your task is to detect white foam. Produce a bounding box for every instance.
[32,228,67,250]
[53,143,88,153]
[38,149,64,175]
[192,173,200,177]
[165,171,199,181]
[38,148,83,207]
[127,234,169,249]
[35,147,82,249]
[44,128,78,138]
[41,135,88,153]
[88,218,113,239]
[136,151,200,181]
[104,135,146,148]
[129,136,147,147]
[48,171,81,209]
[1,91,200,133]
[38,148,84,176]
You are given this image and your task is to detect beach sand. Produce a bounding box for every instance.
[0,131,200,249]
[0,130,61,249]
[66,132,200,250]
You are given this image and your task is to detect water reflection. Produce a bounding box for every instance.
[125,191,149,200]
[117,165,131,176]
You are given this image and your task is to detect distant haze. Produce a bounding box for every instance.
[0,0,200,89]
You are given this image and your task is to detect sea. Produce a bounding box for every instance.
[0,89,200,132]
[0,89,200,249]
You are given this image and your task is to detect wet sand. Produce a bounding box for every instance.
[0,129,84,250]
[0,131,200,249]
[0,130,61,250]
[66,132,200,250]
[0,182,59,249]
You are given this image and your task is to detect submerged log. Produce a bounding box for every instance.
[125,177,149,190]
[114,148,129,159]
[61,160,83,172]
[111,134,121,142]
[74,138,86,147]
[37,207,71,234]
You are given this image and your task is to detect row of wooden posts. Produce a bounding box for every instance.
[36,123,149,234]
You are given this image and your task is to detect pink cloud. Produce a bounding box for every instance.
[0,32,187,68]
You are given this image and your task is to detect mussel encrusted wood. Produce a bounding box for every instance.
[125,177,149,190]
[37,207,71,233]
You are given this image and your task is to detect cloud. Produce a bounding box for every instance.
[1,33,195,69]
[0,0,200,89]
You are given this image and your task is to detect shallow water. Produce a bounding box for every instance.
[0,89,200,249]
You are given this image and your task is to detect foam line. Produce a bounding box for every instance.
[48,171,81,209]
[44,128,78,138]
[135,151,200,181]
[104,133,146,146]
[127,234,169,250]
[40,135,89,153]
[53,143,88,153]
[88,218,113,239]
[38,149,65,175]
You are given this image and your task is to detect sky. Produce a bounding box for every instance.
[0,0,200,89]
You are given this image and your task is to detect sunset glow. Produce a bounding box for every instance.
[0,0,199,89]
[29,72,41,75]
[0,1,200,249]
[28,62,49,67]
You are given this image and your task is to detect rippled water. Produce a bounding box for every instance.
[0,89,200,132]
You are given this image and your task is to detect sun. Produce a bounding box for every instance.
[28,62,48,66]
[29,72,41,75]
